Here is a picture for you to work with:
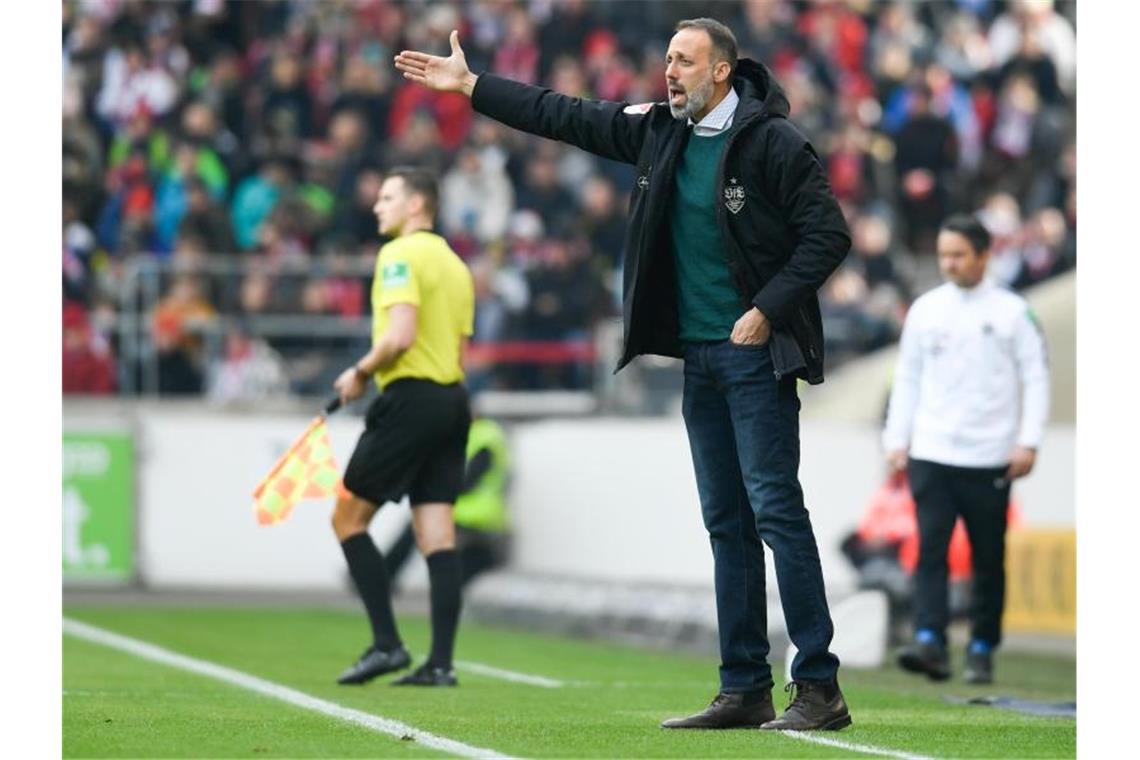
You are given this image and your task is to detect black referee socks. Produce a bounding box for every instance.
[340,533,402,651]
[426,549,463,669]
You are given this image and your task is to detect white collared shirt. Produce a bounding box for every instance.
[882,279,1051,468]
[689,87,738,136]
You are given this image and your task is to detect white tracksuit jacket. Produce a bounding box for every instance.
[882,279,1051,469]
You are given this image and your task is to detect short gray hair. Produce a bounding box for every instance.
[675,18,738,73]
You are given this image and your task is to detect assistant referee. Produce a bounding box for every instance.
[330,166,475,688]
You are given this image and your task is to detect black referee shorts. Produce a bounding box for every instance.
[342,379,471,508]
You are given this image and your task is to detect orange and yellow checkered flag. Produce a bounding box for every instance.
[252,399,342,525]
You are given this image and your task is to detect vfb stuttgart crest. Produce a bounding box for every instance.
[724,178,746,214]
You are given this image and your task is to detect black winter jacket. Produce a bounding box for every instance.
[470,59,851,383]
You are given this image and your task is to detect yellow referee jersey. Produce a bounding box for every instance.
[371,230,474,389]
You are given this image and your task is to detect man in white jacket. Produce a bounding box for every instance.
[882,213,1050,685]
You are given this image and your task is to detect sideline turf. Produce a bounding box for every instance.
[64,606,1075,759]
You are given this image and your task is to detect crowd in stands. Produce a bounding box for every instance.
[62,0,1076,399]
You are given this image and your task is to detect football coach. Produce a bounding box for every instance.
[396,17,852,731]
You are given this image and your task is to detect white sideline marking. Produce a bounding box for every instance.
[63,618,518,760]
[781,730,936,760]
[456,660,564,688]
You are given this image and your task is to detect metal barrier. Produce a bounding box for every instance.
[114,256,374,396]
[108,256,678,415]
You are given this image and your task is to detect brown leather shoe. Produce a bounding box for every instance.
[760,680,852,731]
[661,690,775,729]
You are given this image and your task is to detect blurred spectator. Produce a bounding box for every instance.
[988,0,1075,97]
[518,240,608,389]
[152,274,217,395]
[330,167,385,253]
[851,214,911,302]
[63,302,116,395]
[96,39,179,128]
[883,64,979,170]
[976,191,1024,287]
[517,153,579,240]
[195,48,248,144]
[986,70,1066,200]
[735,0,796,65]
[63,197,98,304]
[153,140,227,254]
[577,176,626,269]
[537,0,593,81]
[1018,207,1070,286]
[875,3,930,56]
[934,11,994,82]
[230,157,293,251]
[493,7,541,84]
[256,200,313,266]
[178,177,236,255]
[206,323,290,403]
[331,53,393,145]
[583,29,636,101]
[258,51,314,150]
[107,104,164,178]
[95,149,155,254]
[828,125,876,205]
[440,147,515,245]
[995,23,1062,106]
[381,112,449,174]
[821,266,898,363]
[326,109,374,200]
[893,84,958,252]
[63,108,105,217]
[180,100,242,184]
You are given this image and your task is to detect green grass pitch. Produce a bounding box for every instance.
[63,606,1075,758]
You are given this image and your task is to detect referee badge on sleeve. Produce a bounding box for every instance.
[382,262,410,287]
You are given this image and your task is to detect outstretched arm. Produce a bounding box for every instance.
[396,30,649,164]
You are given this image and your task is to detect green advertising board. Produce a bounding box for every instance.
[63,433,135,582]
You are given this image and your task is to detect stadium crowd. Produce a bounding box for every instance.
[62,0,1076,399]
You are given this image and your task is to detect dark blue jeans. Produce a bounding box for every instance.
[682,340,840,692]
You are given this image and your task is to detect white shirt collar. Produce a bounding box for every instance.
[688,87,738,136]
[951,277,995,299]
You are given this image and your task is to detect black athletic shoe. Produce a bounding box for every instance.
[964,649,994,684]
[760,681,852,731]
[898,640,952,681]
[336,645,411,685]
[391,662,458,687]
[660,690,775,729]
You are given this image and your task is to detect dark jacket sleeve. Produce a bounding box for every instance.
[750,121,851,324]
[470,73,650,165]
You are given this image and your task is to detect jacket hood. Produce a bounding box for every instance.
[732,58,790,122]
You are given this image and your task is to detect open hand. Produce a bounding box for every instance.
[394,30,477,95]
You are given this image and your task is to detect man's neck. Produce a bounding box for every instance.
[398,220,433,238]
[951,277,987,291]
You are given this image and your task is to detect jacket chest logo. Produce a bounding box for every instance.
[724,178,746,214]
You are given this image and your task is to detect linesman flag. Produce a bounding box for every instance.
[252,398,342,525]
